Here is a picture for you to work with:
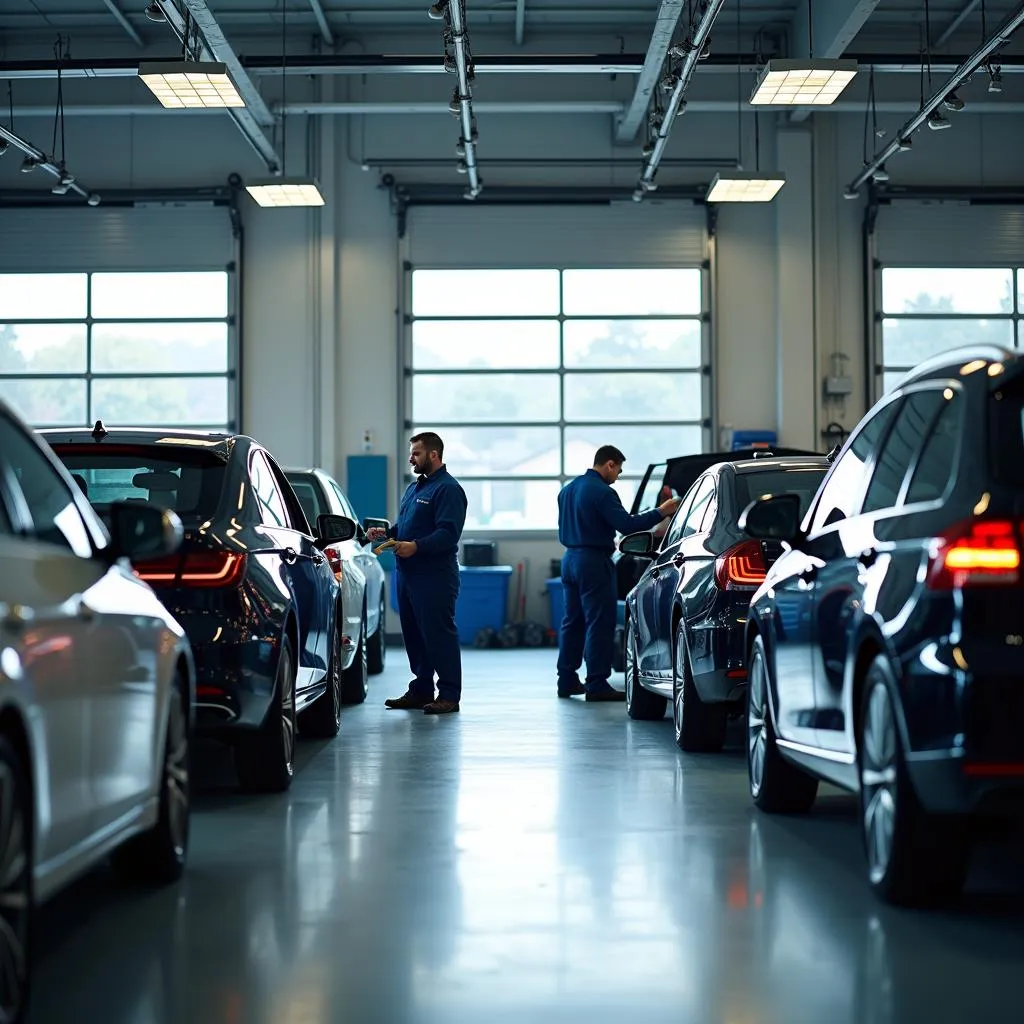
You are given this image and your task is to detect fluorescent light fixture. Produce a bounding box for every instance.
[245,177,326,208]
[138,61,244,109]
[706,171,786,203]
[750,59,858,106]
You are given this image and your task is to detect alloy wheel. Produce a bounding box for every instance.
[673,635,686,740]
[861,681,898,885]
[165,689,190,858]
[331,628,343,728]
[281,649,296,772]
[624,621,636,704]
[0,761,29,1024]
[747,648,769,797]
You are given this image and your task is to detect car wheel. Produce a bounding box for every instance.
[747,635,818,813]
[112,676,190,884]
[299,614,342,738]
[859,657,971,906]
[367,590,387,676]
[236,635,296,793]
[673,622,727,752]
[625,617,667,721]
[340,616,368,705]
[0,735,31,1024]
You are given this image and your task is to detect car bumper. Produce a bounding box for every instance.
[688,611,749,704]
[906,754,1024,817]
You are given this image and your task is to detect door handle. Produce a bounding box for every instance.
[858,548,878,568]
[650,568,661,580]
[672,554,685,567]
[0,602,32,632]
[282,548,298,565]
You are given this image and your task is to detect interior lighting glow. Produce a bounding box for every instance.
[707,172,786,203]
[138,61,244,109]
[750,59,858,106]
[245,178,326,208]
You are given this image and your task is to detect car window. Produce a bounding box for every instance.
[734,467,828,521]
[329,480,355,519]
[250,451,290,528]
[862,389,946,514]
[288,476,323,525]
[265,454,311,534]
[0,414,93,557]
[808,399,899,535]
[681,476,716,539]
[905,390,963,505]
[662,479,701,548]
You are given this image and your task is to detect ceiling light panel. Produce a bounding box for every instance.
[706,172,786,203]
[139,61,245,109]
[245,179,325,207]
[750,59,858,106]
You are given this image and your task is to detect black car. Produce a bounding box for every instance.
[43,424,356,793]
[618,456,829,752]
[740,345,1024,906]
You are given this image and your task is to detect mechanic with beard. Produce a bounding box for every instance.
[367,431,468,715]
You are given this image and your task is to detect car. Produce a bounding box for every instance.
[618,456,829,751]
[285,467,388,676]
[740,344,1024,906]
[0,401,194,1024]
[43,424,357,794]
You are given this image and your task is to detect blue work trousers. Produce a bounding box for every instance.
[396,568,462,703]
[557,549,617,692]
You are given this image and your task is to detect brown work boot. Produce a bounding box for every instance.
[423,699,460,715]
[385,691,433,710]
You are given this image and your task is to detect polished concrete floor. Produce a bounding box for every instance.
[31,650,1024,1023]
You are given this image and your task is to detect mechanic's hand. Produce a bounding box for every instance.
[658,496,682,518]
[393,540,418,558]
[366,527,387,541]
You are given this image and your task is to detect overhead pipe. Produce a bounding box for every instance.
[636,0,728,199]
[0,123,98,204]
[435,0,482,198]
[847,2,1024,195]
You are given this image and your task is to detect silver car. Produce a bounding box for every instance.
[285,468,388,689]
[0,402,194,1024]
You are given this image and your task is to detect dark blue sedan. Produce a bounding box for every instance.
[618,456,828,751]
[44,424,356,793]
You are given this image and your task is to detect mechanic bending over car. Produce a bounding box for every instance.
[556,445,681,701]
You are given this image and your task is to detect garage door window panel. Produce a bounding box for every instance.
[562,269,701,316]
[564,372,701,423]
[412,270,560,317]
[0,274,87,320]
[90,271,228,320]
[563,319,701,370]
[0,325,88,375]
[92,323,229,374]
[0,379,87,427]
[413,373,560,424]
[91,378,229,427]
[412,320,559,370]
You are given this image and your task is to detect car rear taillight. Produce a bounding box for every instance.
[134,551,247,588]
[325,548,343,581]
[927,520,1021,590]
[715,540,767,590]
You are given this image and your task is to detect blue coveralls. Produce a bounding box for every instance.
[556,469,664,694]
[390,466,468,703]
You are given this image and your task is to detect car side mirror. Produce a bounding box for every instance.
[363,516,390,533]
[739,493,803,544]
[316,513,357,546]
[108,501,183,562]
[619,531,656,557]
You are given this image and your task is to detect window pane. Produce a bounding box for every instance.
[881,268,1013,315]
[564,372,701,422]
[0,273,87,319]
[564,425,701,476]
[562,269,701,316]
[882,318,1014,367]
[91,377,228,426]
[411,270,560,317]
[612,478,639,513]
[906,393,962,504]
[461,479,561,530]
[0,378,86,426]
[414,426,562,476]
[413,373,560,424]
[412,320,559,370]
[91,272,228,319]
[563,319,701,369]
[92,322,229,373]
[0,324,86,374]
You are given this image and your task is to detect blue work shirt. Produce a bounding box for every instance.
[558,469,664,555]
[391,466,468,576]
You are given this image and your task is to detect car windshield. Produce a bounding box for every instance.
[53,445,227,524]
[734,467,827,518]
[286,474,324,525]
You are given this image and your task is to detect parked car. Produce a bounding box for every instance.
[618,456,829,751]
[285,467,388,676]
[0,401,194,1024]
[740,345,1024,906]
[43,424,356,794]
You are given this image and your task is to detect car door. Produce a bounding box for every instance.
[812,387,947,752]
[0,412,99,861]
[325,477,369,643]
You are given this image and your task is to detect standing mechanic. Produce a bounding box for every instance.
[367,432,468,715]
[556,445,680,701]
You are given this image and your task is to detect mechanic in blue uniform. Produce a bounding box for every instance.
[557,445,680,701]
[368,432,468,715]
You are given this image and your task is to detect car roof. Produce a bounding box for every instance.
[895,345,1020,388]
[40,425,243,462]
[727,456,831,474]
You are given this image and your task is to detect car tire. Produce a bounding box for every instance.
[673,622,727,752]
[747,635,818,813]
[112,676,190,884]
[367,589,387,676]
[340,616,368,705]
[625,617,667,721]
[0,734,32,1024]
[299,615,342,738]
[858,657,971,907]
[235,635,296,793]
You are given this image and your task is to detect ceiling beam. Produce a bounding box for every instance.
[615,0,686,142]
[936,0,981,48]
[307,0,335,46]
[101,0,143,46]
[515,0,525,45]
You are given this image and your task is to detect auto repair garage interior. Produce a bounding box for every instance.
[3,0,1024,1020]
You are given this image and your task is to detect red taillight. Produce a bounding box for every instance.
[715,540,767,590]
[927,520,1021,590]
[134,550,246,588]
[325,548,343,581]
